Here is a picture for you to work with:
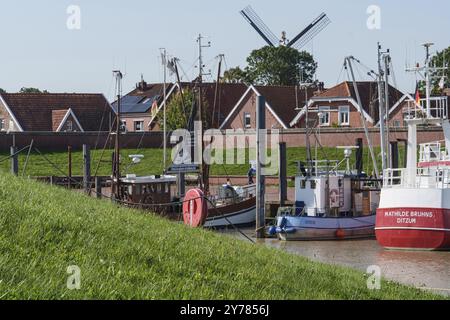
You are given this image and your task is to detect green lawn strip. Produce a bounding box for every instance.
[0,146,406,178]
[0,174,441,300]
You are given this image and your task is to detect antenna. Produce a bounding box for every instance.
[197,34,211,83]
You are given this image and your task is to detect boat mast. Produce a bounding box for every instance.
[196,34,211,192]
[345,56,380,180]
[161,48,168,172]
[113,70,123,200]
[424,43,432,118]
[377,43,388,171]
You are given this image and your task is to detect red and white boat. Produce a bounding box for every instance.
[376,44,450,250]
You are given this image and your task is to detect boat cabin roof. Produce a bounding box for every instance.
[120,175,177,184]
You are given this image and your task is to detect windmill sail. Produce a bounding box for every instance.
[240,6,278,47]
[287,13,331,50]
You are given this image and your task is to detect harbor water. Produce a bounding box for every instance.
[221,229,450,296]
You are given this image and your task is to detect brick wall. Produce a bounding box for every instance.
[0,127,444,152]
[0,132,165,151]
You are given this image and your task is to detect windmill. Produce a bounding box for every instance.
[240,5,330,50]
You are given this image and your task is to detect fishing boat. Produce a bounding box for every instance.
[269,148,380,241]
[183,184,256,228]
[376,43,450,251]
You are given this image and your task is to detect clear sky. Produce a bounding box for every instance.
[1,0,449,101]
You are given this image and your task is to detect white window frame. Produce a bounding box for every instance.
[134,120,144,132]
[318,106,330,126]
[244,112,251,129]
[0,118,5,131]
[120,120,127,132]
[338,106,350,126]
[66,120,73,132]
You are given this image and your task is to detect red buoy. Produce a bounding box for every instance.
[183,188,208,227]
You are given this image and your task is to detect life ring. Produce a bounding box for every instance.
[182,188,208,227]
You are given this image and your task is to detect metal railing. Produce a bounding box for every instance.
[383,167,450,189]
[419,141,448,162]
[403,97,448,120]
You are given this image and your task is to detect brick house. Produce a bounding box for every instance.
[385,93,450,128]
[146,82,249,130]
[219,85,318,130]
[0,93,114,132]
[290,81,404,129]
[111,79,177,132]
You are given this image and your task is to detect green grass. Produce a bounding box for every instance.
[0,173,442,299]
[0,146,406,178]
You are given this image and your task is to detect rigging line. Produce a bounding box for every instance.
[21,140,34,178]
[33,147,84,189]
[87,125,115,195]
[336,63,345,85]
[123,83,169,174]
[203,197,255,244]
[0,144,33,164]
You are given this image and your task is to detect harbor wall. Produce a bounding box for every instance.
[0,128,444,151]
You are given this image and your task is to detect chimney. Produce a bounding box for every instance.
[136,74,148,91]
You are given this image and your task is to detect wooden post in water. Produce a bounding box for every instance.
[355,138,363,175]
[177,173,186,198]
[83,144,91,193]
[256,95,266,239]
[68,146,72,189]
[95,176,102,199]
[10,146,18,176]
[279,142,287,207]
[390,141,399,170]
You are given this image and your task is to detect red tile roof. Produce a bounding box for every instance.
[254,85,317,127]
[1,93,113,131]
[313,81,404,123]
[51,109,69,131]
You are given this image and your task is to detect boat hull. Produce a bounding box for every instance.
[275,215,376,241]
[204,198,256,228]
[376,188,450,250]
[376,207,450,250]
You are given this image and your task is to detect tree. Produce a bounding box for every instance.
[244,46,317,86]
[430,47,450,93]
[0,88,6,94]
[19,87,49,93]
[159,88,208,131]
[222,67,249,84]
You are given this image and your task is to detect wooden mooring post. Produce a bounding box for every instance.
[10,146,18,176]
[256,95,266,239]
[83,144,91,193]
[68,146,72,189]
[279,142,287,207]
[95,176,102,199]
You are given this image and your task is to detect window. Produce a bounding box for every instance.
[393,120,401,128]
[66,120,73,132]
[0,119,4,131]
[134,120,144,132]
[244,113,251,129]
[338,106,350,126]
[318,106,330,126]
[120,120,127,132]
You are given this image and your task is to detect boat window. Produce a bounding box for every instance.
[310,180,316,189]
[300,180,306,189]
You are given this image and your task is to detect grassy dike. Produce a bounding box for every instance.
[0,174,441,300]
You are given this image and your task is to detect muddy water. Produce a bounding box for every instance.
[221,229,450,296]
